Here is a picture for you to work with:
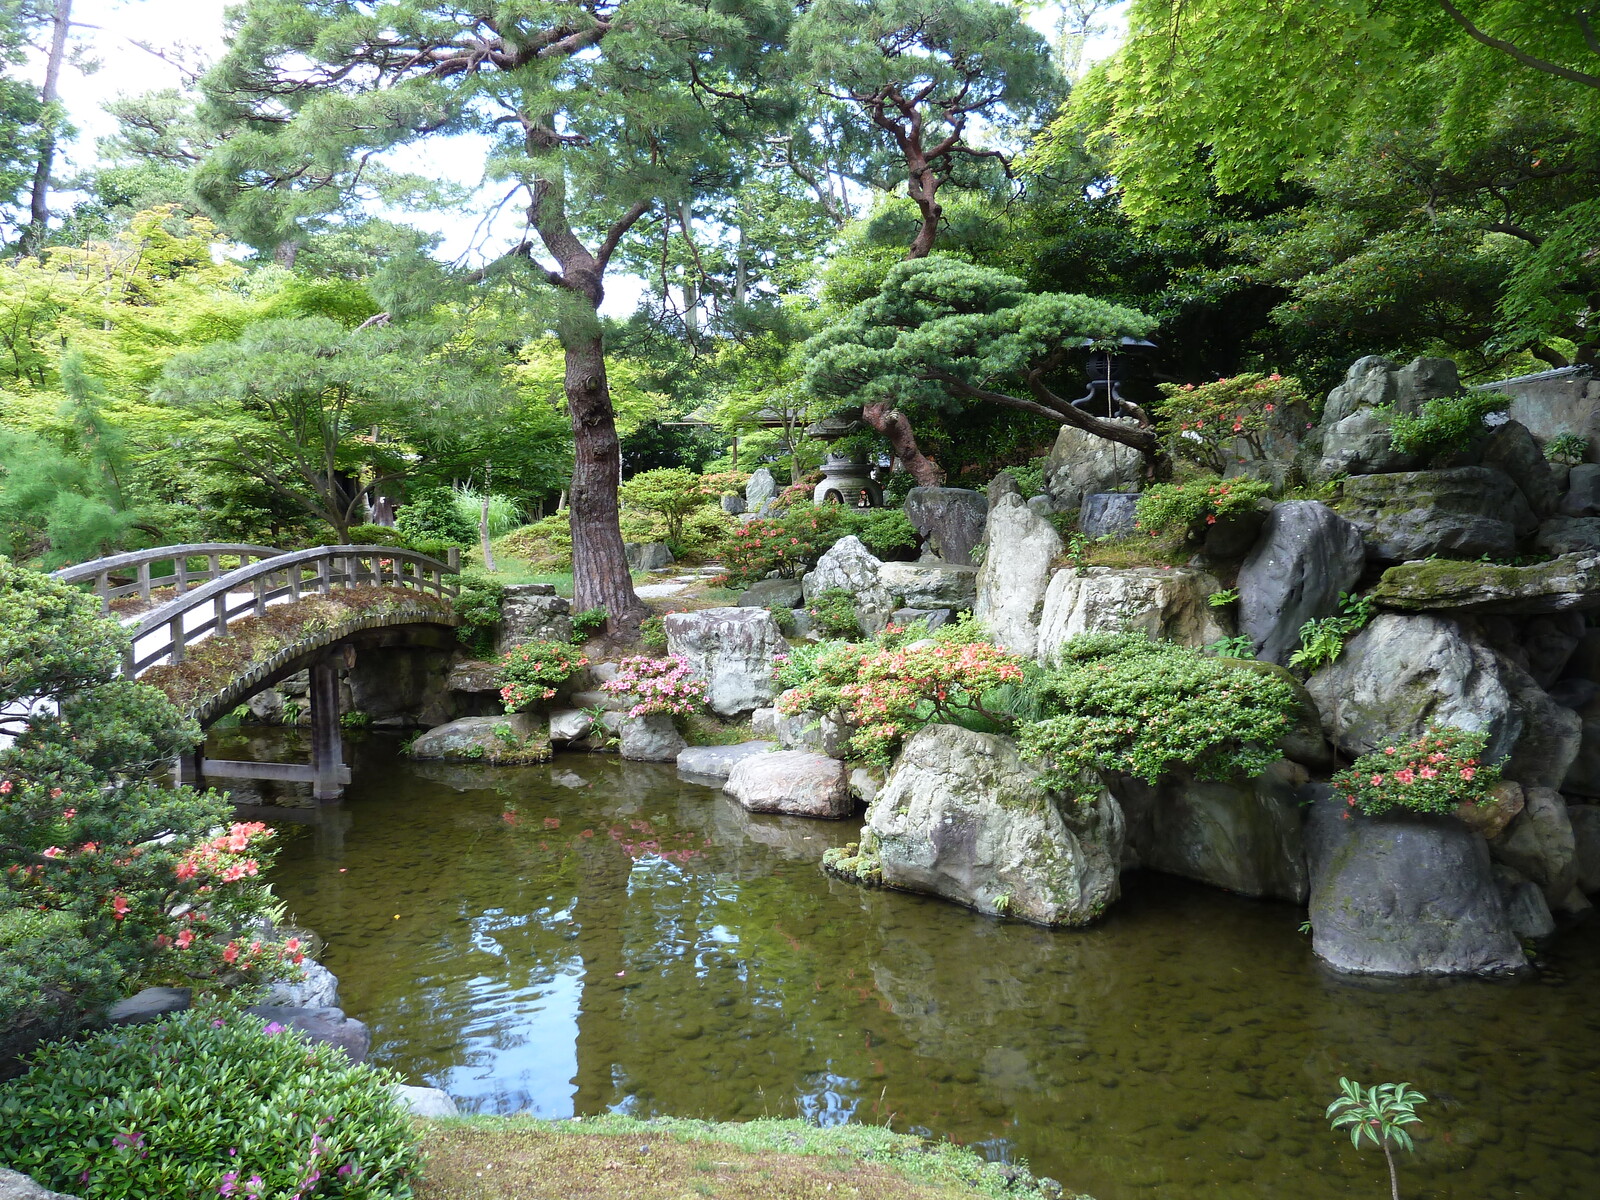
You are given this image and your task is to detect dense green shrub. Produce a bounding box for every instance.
[1134,476,1272,540]
[1385,394,1507,460]
[0,908,122,1063]
[1151,373,1312,474]
[806,587,860,637]
[451,487,523,537]
[1330,725,1502,817]
[1016,633,1298,798]
[639,614,669,651]
[498,640,589,710]
[841,507,919,559]
[496,514,573,571]
[620,468,714,548]
[1005,457,1048,499]
[1546,432,1590,465]
[0,1004,419,1199]
[453,568,504,657]
[395,487,476,546]
[1,560,287,1057]
[775,639,852,690]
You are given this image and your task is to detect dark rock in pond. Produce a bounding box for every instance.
[618,713,686,762]
[905,486,988,565]
[106,987,191,1026]
[625,541,674,572]
[0,1168,83,1200]
[495,587,573,652]
[737,577,803,610]
[1305,785,1524,976]
[1560,462,1600,516]
[408,713,550,764]
[1492,786,1579,906]
[1534,516,1600,555]
[676,741,777,783]
[247,1004,370,1062]
[1115,759,1311,902]
[1079,493,1140,539]
[1339,466,1536,563]
[724,748,852,818]
[665,607,788,717]
[1498,874,1556,940]
[864,725,1123,926]
[1238,501,1366,664]
[548,708,595,743]
[1370,553,1600,614]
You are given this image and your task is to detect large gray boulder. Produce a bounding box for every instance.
[495,586,573,652]
[863,725,1123,926]
[1534,516,1600,555]
[1115,760,1310,902]
[1313,356,1457,479]
[904,487,988,565]
[723,749,852,818]
[0,1169,82,1200]
[1079,492,1141,539]
[548,708,595,743]
[975,494,1062,658]
[676,741,777,782]
[664,607,787,717]
[1491,786,1578,908]
[1570,804,1600,892]
[772,690,854,758]
[624,542,674,571]
[1561,462,1600,516]
[1304,614,1520,762]
[391,1085,459,1118]
[408,713,549,764]
[878,561,978,610]
[745,467,777,513]
[802,536,894,634]
[618,713,687,762]
[1481,420,1561,518]
[245,1004,371,1062]
[1044,421,1145,509]
[1237,501,1366,664]
[737,577,804,609]
[1338,466,1536,562]
[1305,786,1524,976]
[1034,566,1228,663]
[264,958,340,1009]
[1369,552,1600,615]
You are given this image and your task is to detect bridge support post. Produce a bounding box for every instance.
[174,748,203,789]
[308,656,346,803]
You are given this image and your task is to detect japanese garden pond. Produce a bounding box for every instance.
[230,729,1600,1200]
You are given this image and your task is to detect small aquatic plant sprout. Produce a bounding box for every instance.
[601,655,706,718]
[1325,1077,1426,1200]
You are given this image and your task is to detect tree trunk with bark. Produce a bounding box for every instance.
[19,0,71,256]
[863,402,944,487]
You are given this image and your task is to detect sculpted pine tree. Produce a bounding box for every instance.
[804,258,1168,476]
[200,0,788,624]
[796,0,1061,483]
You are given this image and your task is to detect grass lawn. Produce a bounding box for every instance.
[416,1115,1080,1200]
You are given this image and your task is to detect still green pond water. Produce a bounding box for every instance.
[240,731,1600,1200]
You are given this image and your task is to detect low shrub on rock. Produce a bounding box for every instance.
[0,1004,419,1199]
[1152,373,1311,474]
[806,587,860,637]
[497,640,589,710]
[1016,633,1299,799]
[1330,724,1502,817]
[1134,476,1272,541]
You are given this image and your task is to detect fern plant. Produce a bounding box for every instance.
[1289,592,1375,673]
[1326,1077,1427,1200]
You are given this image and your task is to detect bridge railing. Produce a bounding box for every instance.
[51,544,282,614]
[122,544,460,677]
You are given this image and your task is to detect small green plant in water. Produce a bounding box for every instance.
[1326,1077,1426,1200]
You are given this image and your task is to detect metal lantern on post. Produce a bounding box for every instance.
[1071,337,1158,421]
[804,409,884,508]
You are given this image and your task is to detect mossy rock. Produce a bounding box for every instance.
[1370,552,1600,615]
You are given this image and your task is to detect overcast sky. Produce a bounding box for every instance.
[34,0,1127,316]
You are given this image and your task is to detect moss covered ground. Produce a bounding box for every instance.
[416,1115,1081,1200]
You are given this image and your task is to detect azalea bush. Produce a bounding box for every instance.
[1016,633,1298,799]
[0,1003,419,1200]
[1153,373,1311,474]
[601,654,706,718]
[1330,725,1501,817]
[719,502,845,585]
[1134,475,1272,541]
[779,638,1030,764]
[497,640,589,710]
[1,559,289,1060]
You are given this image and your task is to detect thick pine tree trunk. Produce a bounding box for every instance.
[565,330,647,625]
[20,0,71,256]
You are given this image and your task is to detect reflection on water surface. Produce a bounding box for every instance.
[246,731,1600,1200]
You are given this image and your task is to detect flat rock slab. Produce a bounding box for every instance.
[724,749,852,818]
[106,987,191,1026]
[246,1004,371,1062]
[1370,552,1600,614]
[677,741,778,782]
[391,1084,459,1118]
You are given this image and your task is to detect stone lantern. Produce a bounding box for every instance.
[804,409,883,507]
[1072,337,1158,420]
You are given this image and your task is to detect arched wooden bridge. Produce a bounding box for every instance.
[53,543,461,800]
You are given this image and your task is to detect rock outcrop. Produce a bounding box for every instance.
[1305,786,1524,976]
[495,585,573,652]
[1079,493,1140,539]
[676,741,777,782]
[1033,566,1228,663]
[0,1168,82,1200]
[1338,466,1536,562]
[738,577,803,609]
[1237,501,1366,664]
[664,607,787,717]
[1491,786,1579,908]
[904,487,988,565]
[878,561,978,610]
[1370,552,1600,615]
[1312,356,1456,479]
[1044,421,1144,509]
[618,713,687,762]
[723,749,852,818]
[802,536,894,634]
[975,494,1062,658]
[863,725,1123,926]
